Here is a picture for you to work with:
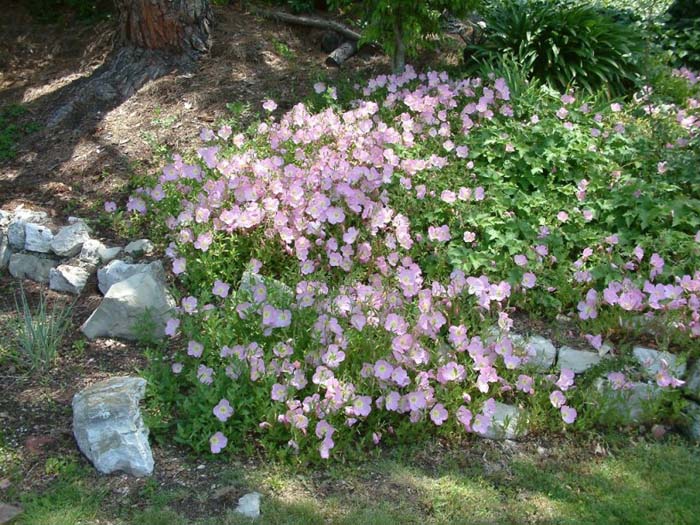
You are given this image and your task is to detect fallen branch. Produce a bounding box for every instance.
[325,41,358,67]
[254,9,362,42]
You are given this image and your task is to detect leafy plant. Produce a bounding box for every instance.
[465,0,648,96]
[13,285,73,372]
[0,105,40,162]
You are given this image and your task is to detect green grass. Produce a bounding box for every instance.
[9,437,700,525]
[0,105,39,161]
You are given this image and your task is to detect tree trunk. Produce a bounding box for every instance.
[48,0,212,128]
[392,16,406,74]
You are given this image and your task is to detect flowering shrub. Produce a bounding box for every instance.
[127,65,699,460]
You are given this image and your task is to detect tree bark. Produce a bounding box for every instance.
[48,0,212,128]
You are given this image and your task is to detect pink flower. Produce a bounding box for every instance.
[556,369,575,391]
[428,225,451,242]
[187,340,204,358]
[182,296,198,314]
[374,360,394,381]
[522,272,536,289]
[172,257,186,275]
[514,254,527,266]
[585,334,602,350]
[549,390,566,408]
[463,231,476,243]
[557,211,569,222]
[212,279,230,298]
[171,362,183,374]
[430,403,448,425]
[263,99,278,112]
[352,396,372,417]
[165,317,180,337]
[456,406,473,431]
[516,374,534,394]
[104,201,117,213]
[561,405,577,424]
[210,431,227,453]
[406,390,426,411]
[440,190,456,203]
[213,398,234,422]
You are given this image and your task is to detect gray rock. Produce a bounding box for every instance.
[595,380,663,424]
[51,222,91,257]
[476,402,528,440]
[100,246,122,264]
[0,234,10,270]
[8,253,59,283]
[685,360,700,401]
[72,376,154,477]
[79,239,106,265]
[97,259,165,295]
[235,492,262,519]
[632,346,686,379]
[24,223,54,253]
[81,272,175,341]
[49,265,91,295]
[124,239,155,258]
[7,209,49,250]
[0,503,23,524]
[685,402,700,441]
[525,335,557,370]
[0,209,11,229]
[557,346,602,374]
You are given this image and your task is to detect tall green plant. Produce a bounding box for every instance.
[14,285,73,372]
[465,0,648,96]
[331,0,480,73]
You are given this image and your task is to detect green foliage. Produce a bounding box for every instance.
[330,0,481,72]
[13,284,73,372]
[466,0,648,96]
[662,0,700,68]
[0,105,39,162]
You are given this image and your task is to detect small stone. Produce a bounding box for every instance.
[24,223,54,253]
[632,346,686,379]
[6,222,26,250]
[51,222,91,257]
[0,210,11,229]
[124,239,155,258]
[8,253,59,283]
[79,239,107,265]
[525,335,557,370]
[97,260,165,295]
[72,376,154,477]
[557,346,602,374]
[49,265,91,295]
[477,402,527,440]
[0,503,22,524]
[235,492,262,519]
[100,246,122,264]
[81,272,175,341]
[0,235,10,270]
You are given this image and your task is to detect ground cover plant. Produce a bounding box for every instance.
[115,61,700,462]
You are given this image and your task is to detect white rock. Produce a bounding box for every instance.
[72,376,154,477]
[8,253,59,283]
[557,346,602,374]
[80,239,107,265]
[100,246,122,264]
[0,234,10,270]
[632,347,686,379]
[24,223,54,253]
[7,209,49,249]
[51,222,91,257]
[49,265,91,295]
[235,492,262,519]
[0,209,11,229]
[124,239,155,258]
[81,272,175,341]
[525,335,557,370]
[97,260,165,295]
[477,402,527,440]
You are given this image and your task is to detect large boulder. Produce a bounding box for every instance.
[557,346,603,374]
[72,376,154,477]
[81,272,175,341]
[97,259,165,295]
[685,360,700,401]
[476,402,528,440]
[49,264,91,295]
[8,253,59,283]
[24,223,54,253]
[632,346,686,379]
[51,221,91,257]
